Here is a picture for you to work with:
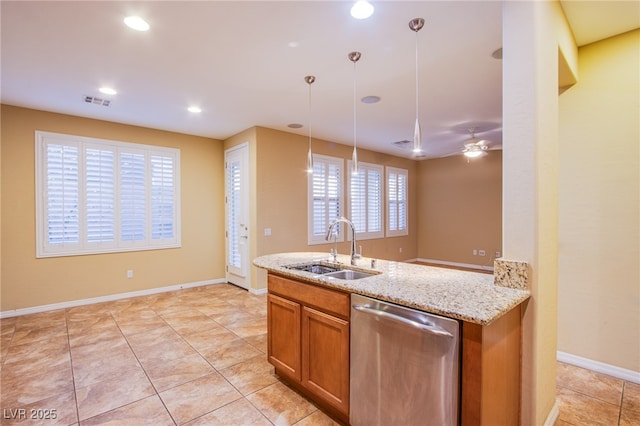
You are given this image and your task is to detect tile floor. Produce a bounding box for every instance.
[0,284,339,425]
[0,283,638,425]
[556,361,640,426]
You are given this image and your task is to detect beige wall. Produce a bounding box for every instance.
[251,127,418,287]
[558,30,640,372]
[503,1,576,423]
[1,105,225,312]
[416,151,502,267]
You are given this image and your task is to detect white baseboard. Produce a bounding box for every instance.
[0,278,227,319]
[249,287,267,296]
[543,399,560,426]
[558,351,640,384]
[415,258,494,272]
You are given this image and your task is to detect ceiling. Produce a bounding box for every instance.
[1,1,638,160]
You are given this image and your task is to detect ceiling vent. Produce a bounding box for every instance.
[84,95,111,107]
[392,139,412,149]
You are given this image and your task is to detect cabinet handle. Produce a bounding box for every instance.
[352,304,453,338]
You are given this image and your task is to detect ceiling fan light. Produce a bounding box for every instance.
[350,1,374,20]
[464,150,484,158]
[463,144,488,158]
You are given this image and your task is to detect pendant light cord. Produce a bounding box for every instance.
[348,51,361,175]
[409,17,425,154]
[304,75,316,173]
[414,29,419,124]
[353,59,357,153]
[308,79,312,151]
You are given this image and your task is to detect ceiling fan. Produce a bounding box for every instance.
[462,128,490,158]
[390,124,500,159]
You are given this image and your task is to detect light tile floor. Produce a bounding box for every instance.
[556,361,640,426]
[1,283,638,425]
[0,284,339,425]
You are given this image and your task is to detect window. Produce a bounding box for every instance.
[308,154,344,245]
[387,166,408,237]
[348,161,383,240]
[36,131,180,257]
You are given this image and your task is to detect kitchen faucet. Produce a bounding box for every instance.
[325,216,361,266]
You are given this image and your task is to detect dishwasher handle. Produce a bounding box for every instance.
[352,304,453,338]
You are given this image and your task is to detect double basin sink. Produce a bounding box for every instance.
[285,262,379,280]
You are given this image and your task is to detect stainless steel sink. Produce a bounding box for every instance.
[285,263,342,274]
[323,269,377,280]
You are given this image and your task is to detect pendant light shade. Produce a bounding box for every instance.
[348,51,361,176]
[409,18,425,154]
[305,75,316,173]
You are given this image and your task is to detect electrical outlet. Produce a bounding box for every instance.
[264,228,272,236]
[127,270,134,279]
[495,251,501,258]
[472,249,478,256]
[399,247,403,253]
[478,250,486,256]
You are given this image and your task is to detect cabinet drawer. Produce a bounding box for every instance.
[268,274,350,319]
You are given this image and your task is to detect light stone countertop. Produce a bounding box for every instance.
[253,252,530,325]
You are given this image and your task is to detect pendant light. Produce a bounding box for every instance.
[348,51,361,175]
[305,75,316,174]
[409,18,425,154]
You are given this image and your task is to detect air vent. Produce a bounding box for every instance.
[392,140,412,149]
[84,96,111,107]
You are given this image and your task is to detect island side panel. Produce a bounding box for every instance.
[462,304,522,426]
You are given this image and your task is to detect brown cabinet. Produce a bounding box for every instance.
[267,272,523,426]
[267,274,350,423]
[461,304,522,426]
[266,293,301,381]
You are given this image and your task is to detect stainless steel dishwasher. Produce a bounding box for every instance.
[350,294,460,426]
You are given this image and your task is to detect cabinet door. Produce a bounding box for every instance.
[267,293,301,381]
[301,306,350,415]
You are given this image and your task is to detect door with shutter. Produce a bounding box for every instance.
[225,144,250,289]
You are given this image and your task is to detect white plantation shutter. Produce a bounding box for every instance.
[387,167,408,237]
[309,154,344,244]
[45,143,80,246]
[348,161,383,240]
[36,131,180,257]
[120,152,146,242]
[151,155,175,240]
[86,147,115,244]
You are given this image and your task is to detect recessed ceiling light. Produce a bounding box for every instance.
[99,87,117,95]
[288,123,304,129]
[188,106,202,113]
[124,16,150,32]
[288,41,300,48]
[350,1,374,19]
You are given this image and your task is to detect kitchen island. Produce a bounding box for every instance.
[254,252,530,425]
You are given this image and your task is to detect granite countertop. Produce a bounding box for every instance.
[253,252,530,325]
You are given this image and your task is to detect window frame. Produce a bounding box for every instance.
[35,130,181,258]
[386,166,409,237]
[308,154,344,245]
[347,160,384,240]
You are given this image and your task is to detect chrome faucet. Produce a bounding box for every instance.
[326,216,361,266]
